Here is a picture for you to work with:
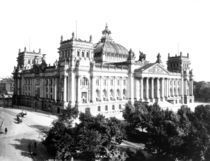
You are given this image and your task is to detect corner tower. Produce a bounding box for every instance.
[167,52,194,104]
[167,52,190,73]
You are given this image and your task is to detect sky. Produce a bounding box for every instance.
[0,0,209,81]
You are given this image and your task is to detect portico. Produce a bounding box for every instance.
[134,63,184,104]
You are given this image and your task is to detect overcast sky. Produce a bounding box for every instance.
[0,0,209,81]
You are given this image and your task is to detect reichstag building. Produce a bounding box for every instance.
[13,25,194,117]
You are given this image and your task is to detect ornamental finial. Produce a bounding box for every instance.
[102,23,111,36]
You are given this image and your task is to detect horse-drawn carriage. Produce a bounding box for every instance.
[16,114,22,123]
[16,111,27,123]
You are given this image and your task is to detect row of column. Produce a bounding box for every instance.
[135,77,183,102]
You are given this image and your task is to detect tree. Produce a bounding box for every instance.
[123,103,210,161]
[76,113,127,160]
[43,107,78,160]
[44,109,127,161]
[123,102,182,160]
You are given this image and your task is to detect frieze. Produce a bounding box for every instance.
[146,65,168,75]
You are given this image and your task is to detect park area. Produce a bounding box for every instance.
[0,107,57,161]
[0,102,210,161]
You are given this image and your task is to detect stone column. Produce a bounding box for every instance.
[120,77,124,100]
[156,78,160,100]
[54,78,57,101]
[107,77,110,101]
[113,76,116,100]
[174,79,177,97]
[140,77,144,101]
[100,76,103,101]
[76,75,81,104]
[164,78,167,98]
[168,79,171,97]
[63,76,67,102]
[135,79,140,100]
[91,75,94,103]
[161,78,165,101]
[190,80,193,96]
[176,79,178,96]
[66,76,68,102]
[171,79,174,97]
[151,78,154,102]
[70,71,76,106]
[145,77,149,101]
[181,78,184,103]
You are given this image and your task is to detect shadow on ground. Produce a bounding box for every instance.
[29,124,50,135]
[11,138,53,161]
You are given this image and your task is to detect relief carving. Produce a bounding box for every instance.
[147,65,167,74]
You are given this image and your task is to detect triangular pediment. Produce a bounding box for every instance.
[143,63,169,74]
[135,63,169,75]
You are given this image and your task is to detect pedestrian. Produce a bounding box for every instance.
[28,143,31,154]
[5,127,7,134]
[34,141,37,149]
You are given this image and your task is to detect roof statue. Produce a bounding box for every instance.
[60,35,63,43]
[72,32,75,40]
[139,51,146,61]
[128,49,135,61]
[156,53,162,63]
[89,35,92,42]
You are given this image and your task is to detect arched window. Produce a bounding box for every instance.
[77,51,80,57]
[87,52,89,58]
[123,89,126,99]
[80,77,88,86]
[110,89,114,100]
[82,52,85,57]
[117,89,121,100]
[96,89,100,101]
[96,79,100,86]
[103,89,107,101]
[174,87,176,96]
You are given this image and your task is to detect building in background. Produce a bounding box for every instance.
[0,77,14,107]
[12,25,194,117]
[0,77,14,95]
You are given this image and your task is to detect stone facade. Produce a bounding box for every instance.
[13,25,194,117]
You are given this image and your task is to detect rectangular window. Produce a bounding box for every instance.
[123,80,126,86]
[112,105,115,110]
[98,106,101,112]
[117,80,120,86]
[105,105,108,111]
[96,79,99,86]
[111,80,113,86]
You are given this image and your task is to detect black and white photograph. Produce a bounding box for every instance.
[0,0,210,161]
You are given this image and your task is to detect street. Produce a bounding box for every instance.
[0,107,57,161]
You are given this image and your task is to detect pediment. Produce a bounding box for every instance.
[135,63,169,75]
[143,63,169,75]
